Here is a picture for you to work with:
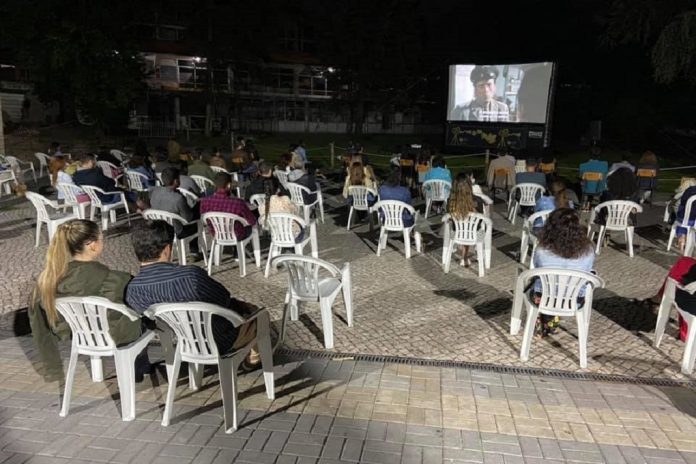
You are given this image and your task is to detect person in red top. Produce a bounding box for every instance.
[200,172,257,240]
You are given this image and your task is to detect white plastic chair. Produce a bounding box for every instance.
[155,172,163,186]
[34,152,51,178]
[519,210,551,266]
[190,175,214,193]
[230,172,246,198]
[55,296,154,421]
[249,194,266,209]
[202,212,261,277]
[422,180,451,218]
[474,192,494,218]
[177,188,199,208]
[273,255,353,349]
[507,183,545,224]
[0,170,17,197]
[372,200,422,259]
[667,195,696,256]
[142,209,203,266]
[81,185,130,230]
[588,200,643,257]
[346,186,377,230]
[286,182,325,224]
[5,156,37,184]
[654,277,696,374]
[510,268,604,368]
[441,213,492,277]
[56,183,90,220]
[514,163,527,174]
[110,149,129,164]
[125,170,150,192]
[25,192,77,247]
[210,166,229,175]
[144,302,274,433]
[274,169,290,189]
[264,213,318,278]
[97,160,122,182]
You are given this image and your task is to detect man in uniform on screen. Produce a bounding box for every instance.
[453,66,510,122]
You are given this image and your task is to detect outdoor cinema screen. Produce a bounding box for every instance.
[447,62,554,124]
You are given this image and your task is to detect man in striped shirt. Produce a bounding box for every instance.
[125,220,258,361]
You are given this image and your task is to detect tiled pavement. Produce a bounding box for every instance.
[1,178,696,462]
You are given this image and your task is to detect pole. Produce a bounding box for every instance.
[330,142,335,169]
[485,149,490,169]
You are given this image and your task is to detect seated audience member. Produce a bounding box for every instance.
[125,221,259,365]
[209,148,226,169]
[579,156,609,202]
[516,159,546,187]
[342,160,378,202]
[667,178,696,224]
[534,180,572,230]
[49,141,64,159]
[178,163,203,196]
[672,180,696,252]
[149,167,201,255]
[486,151,516,190]
[246,161,281,200]
[128,154,156,188]
[200,172,257,240]
[593,167,640,226]
[447,174,482,267]
[29,219,145,380]
[257,177,302,237]
[608,154,636,176]
[289,164,319,205]
[533,208,595,337]
[378,168,414,227]
[167,137,181,163]
[154,150,176,173]
[96,148,123,167]
[636,150,659,200]
[276,152,293,172]
[188,149,216,182]
[294,140,308,166]
[423,155,452,184]
[73,153,135,204]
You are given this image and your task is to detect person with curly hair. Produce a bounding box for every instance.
[532,208,596,337]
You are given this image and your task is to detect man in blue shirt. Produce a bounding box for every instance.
[378,168,414,226]
[579,158,609,198]
[126,220,259,364]
[515,159,546,187]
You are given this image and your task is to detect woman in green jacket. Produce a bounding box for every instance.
[29,219,143,380]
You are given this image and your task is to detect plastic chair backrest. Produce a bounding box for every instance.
[142,209,187,228]
[97,161,119,179]
[55,296,138,352]
[285,182,313,206]
[25,192,52,222]
[5,156,22,169]
[347,186,377,210]
[56,183,86,205]
[210,166,228,174]
[81,185,106,207]
[274,170,289,187]
[519,268,604,316]
[273,255,341,300]
[266,213,306,246]
[190,175,214,192]
[201,212,250,243]
[448,212,489,243]
[514,183,545,206]
[249,194,266,209]
[126,170,149,191]
[110,149,127,163]
[0,170,16,183]
[373,200,415,231]
[177,188,199,206]
[422,180,451,202]
[524,209,551,232]
[35,152,50,166]
[145,302,246,363]
[596,200,642,229]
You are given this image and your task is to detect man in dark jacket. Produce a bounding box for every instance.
[73,153,134,204]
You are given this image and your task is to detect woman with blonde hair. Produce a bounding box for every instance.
[447,173,480,267]
[29,219,144,380]
[342,160,378,198]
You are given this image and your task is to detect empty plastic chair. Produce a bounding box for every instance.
[587,200,643,257]
[25,192,77,247]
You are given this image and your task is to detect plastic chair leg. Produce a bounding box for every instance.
[264,244,276,278]
[519,306,539,362]
[576,311,588,369]
[667,226,676,251]
[90,356,104,382]
[59,348,79,417]
[376,229,386,256]
[654,292,673,348]
[207,243,216,275]
[403,230,411,259]
[680,314,696,374]
[161,350,182,426]
[236,242,247,277]
[347,207,354,230]
[414,231,422,253]
[424,199,431,219]
[476,242,485,277]
[443,242,455,273]
[35,221,42,248]
[113,350,136,421]
[281,292,291,342]
[627,227,635,257]
[256,312,275,399]
[218,357,239,433]
[189,363,204,391]
[520,232,529,264]
[595,227,606,255]
[319,297,335,349]
[252,232,261,267]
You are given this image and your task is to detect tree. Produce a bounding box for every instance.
[602,0,696,84]
[0,0,146,132]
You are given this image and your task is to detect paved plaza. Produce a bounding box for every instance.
[0,178,696,463]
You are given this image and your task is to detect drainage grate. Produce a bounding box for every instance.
[276,348,696,389]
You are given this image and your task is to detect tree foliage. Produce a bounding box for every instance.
[602,0,696,84]
[0,0,146,131]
